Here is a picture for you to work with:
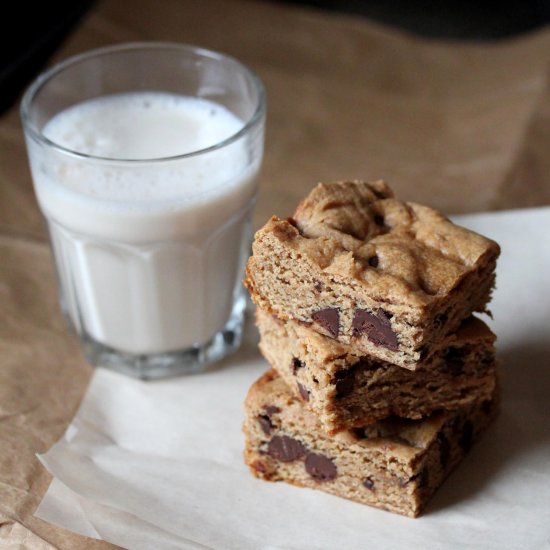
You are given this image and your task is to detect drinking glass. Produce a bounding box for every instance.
[21,43,266,378]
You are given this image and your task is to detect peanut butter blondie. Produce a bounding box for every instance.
[243,369,498,517]
[245,181,500,369]
[257,309,496,434]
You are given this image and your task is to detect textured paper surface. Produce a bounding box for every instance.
[1,1,550,548]
[33,207,550,550]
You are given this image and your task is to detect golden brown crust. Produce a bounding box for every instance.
[285,181,500,303]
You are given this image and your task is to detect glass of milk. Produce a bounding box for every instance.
[21,43,265,378]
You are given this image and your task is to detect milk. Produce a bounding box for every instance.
[28,92,260,354]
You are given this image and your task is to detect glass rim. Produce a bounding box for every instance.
[20,41,266,164]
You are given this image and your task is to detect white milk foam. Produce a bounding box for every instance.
[43,92,245,203]
[31,92,260,353]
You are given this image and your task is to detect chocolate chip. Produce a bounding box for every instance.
[312,308,339,338]
[352,309,398,350]
[291,357,305,375]
[438,433,451,468]
[257,405,281,435]
[373,214,385,226]
[443,347,465,376]
[258,415,273,435]
[264,405,281,416]
[459,420,474,452]
[333,368,356,398]
[297,382,310,401]
[313,280,324,292]
[305,453,337,481]
[363,477,375,490]
[267,436,306,462]
[368,255,379,268]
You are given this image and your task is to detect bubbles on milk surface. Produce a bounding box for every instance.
[42,91,247,204]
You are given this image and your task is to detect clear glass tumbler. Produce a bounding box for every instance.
[21,43,265,379]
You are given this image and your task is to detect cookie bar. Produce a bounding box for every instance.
[245,181,500,368]
[257,309,496,434]
[243,369,498,517]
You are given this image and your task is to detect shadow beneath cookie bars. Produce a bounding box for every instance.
[426,340,550,514]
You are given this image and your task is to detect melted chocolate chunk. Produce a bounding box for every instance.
[363,477,375,490]
[305,453,337,482]
[368,255,379,268]
[264,405,281,416]
[438,432,451,468]
[459,420,474,452]
[352,309,398,350]
[267,436,306,462]
[444,347,465,376]
[333,367,356,398]
[312,308,339,338]
[291,357,305,375]
[297,382,310,401]
[257,415,273,435]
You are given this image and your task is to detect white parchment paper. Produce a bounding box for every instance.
[35,207,550,550]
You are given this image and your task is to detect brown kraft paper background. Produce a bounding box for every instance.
[1,1,549,548]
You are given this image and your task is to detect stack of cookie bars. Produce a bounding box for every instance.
[243,181,500,517]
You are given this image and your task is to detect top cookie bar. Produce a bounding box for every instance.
[245,181,500,369]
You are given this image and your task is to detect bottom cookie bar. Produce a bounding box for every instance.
[243,369,498,517]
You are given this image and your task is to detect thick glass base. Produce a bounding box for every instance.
[80,296,246,380]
